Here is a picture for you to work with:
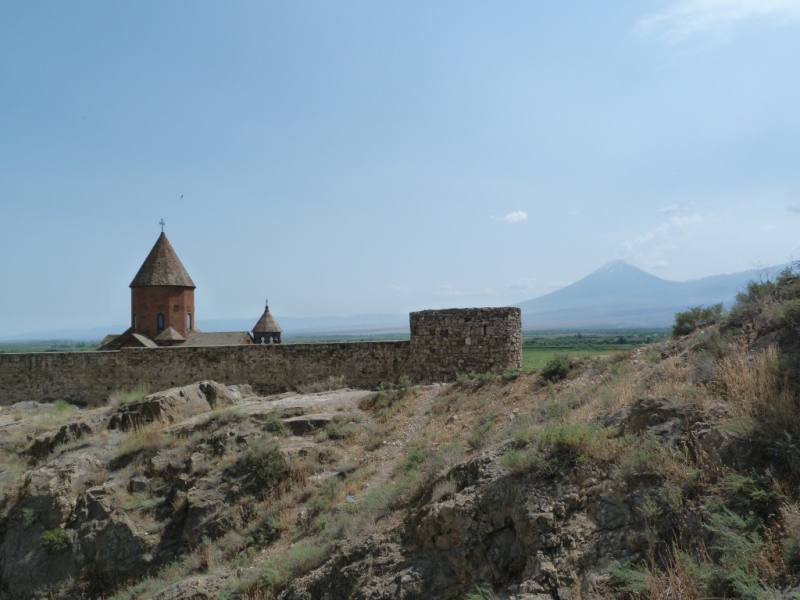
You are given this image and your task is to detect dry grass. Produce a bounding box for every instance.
[118,421,171,456]
[108,384,150,408]
[716,344,800,433]
[640,546,703,600]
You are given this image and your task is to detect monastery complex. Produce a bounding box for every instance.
[97,231,281,350]
[0,228,523,406]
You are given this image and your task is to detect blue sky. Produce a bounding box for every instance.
[2,1,799,335]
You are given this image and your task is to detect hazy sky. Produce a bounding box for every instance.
[2,1,800,335]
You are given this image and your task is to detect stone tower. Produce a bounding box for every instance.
[252,300,282,344]
[130,232,196,339]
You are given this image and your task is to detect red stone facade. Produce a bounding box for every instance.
[131,286,195,338]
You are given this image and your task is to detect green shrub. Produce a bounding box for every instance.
[40,528,71,553]
[464,583,500,600]
[246,509,284,546]
[713,472,783,516]
[540,353,571,382]
[672,303,724,337]
[542,395,576,422]
[607,560,648,595]
[51,399,75,413]
[501,367,520,382]
[467,414,496,450]
[363,423,385,451]
[499,448,538,473]
[324,421,358,440]
[229,440,289,496]
[264,411,287,435]
[22,508,36,528]
[399,446,431,474]
[700,509,780,599]
[305,476,343,515]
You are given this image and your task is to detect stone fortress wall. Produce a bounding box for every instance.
[409,307,522,382]
[0,308,522,406]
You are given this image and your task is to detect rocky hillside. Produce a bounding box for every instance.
[3,266,800,599]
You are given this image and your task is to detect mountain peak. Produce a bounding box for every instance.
[597,259,633,273]
[585,260,662,284]
[516,260,762,329]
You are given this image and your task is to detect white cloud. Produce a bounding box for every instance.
[638,0,800,41]
[659,204,691,214]
[788,203,800,213]
[507,278,537,292]
[387,284,409,293]
[618,214,704,270]
[492,211,528,223]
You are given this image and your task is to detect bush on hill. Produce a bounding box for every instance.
[672,303,724,337]
[540,353,571,382]
[729,263,800,331]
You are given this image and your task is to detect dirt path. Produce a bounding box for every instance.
[362,383,445,493]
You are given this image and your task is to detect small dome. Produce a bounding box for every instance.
[253,305,282,334]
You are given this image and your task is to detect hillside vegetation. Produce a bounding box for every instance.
[2,266,800,599]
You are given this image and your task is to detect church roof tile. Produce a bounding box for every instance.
[130,233,195,288]
[253,306,282,334]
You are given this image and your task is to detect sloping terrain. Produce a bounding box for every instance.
[3,266,800,599]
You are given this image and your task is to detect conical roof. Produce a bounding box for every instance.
[253,305,282,334]
[130,233,195,288]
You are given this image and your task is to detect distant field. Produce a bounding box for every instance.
[521,329,668,371]
[0,341,98,353]
[282,333,410,344]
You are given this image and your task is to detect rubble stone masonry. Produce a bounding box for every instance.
[409,307,522,382]
[0,308,522,406]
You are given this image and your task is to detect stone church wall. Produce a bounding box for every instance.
[0,308,522,406]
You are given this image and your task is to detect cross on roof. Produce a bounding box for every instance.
[159,219,166,233]
[265,298,269,310]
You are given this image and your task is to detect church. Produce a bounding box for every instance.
[97,229,281,350]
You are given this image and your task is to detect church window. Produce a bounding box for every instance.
[174,305,180,312]
[157,313,165,330]
[132,314,137,329]
[187,313,192,331]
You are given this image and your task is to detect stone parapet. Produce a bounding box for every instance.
[0,342,410,407]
